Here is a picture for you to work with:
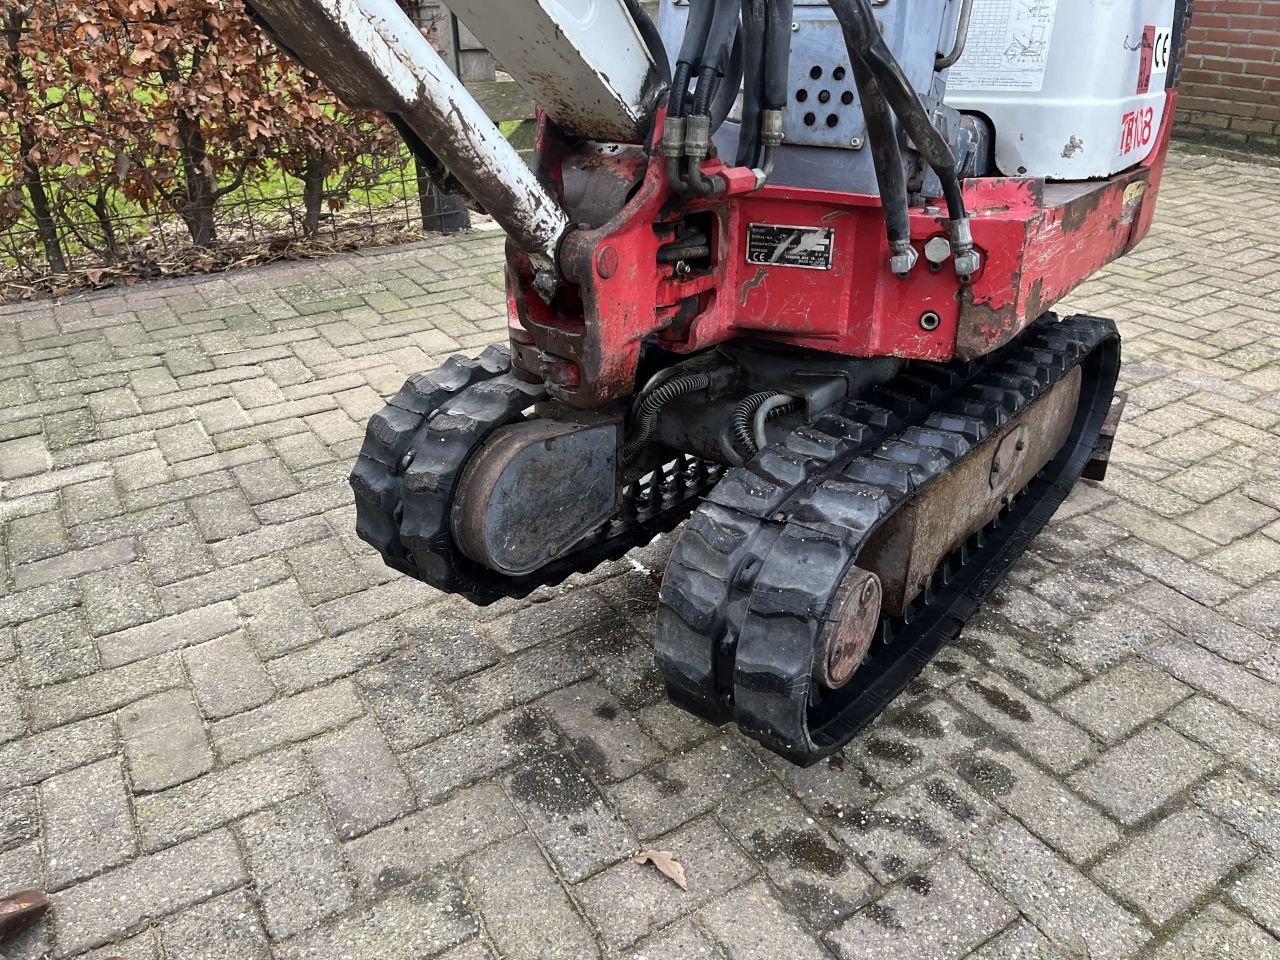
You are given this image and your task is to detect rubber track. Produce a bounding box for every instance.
[656,313,1121,765]
[351,350,724,605]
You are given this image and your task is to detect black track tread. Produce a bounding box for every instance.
[657,314,1121,763]
[351,354,725,605]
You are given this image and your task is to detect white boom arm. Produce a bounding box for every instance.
[249,0,573,288]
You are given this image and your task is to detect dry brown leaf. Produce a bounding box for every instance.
[634,849,687,891]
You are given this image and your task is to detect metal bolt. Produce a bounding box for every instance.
[919,311,942,331]
[791,21,799,30]
[1015,439,1026,452]
[850,137,864,149]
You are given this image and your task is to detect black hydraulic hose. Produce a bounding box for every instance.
[700,0,743,81]
[828,0,966,222]
[710,28,745,134]
[672,0,716,117]
[762,0,794,111]
[623,373,713,464]
[623,0,672,85]
[850,58,910,247]
[735,0,767,167]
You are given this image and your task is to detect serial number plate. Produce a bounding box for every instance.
[746,224,835,270]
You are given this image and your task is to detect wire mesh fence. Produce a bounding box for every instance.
[0,0,487,299]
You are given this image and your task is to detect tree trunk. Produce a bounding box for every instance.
[5,7,66,273]
[174,112,218,248]
[90,189,120,263]
[301,150,326,238]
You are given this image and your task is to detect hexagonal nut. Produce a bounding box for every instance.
[954,249,982,278]
[890,246,919,277]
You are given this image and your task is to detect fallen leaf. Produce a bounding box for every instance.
[634,849,687,891]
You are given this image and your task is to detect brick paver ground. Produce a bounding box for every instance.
[1,147,1279,959]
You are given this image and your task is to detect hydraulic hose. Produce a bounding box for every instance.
[735,0,767,168]
[700,0,743,82]
[850,58,912,255]
[710,28,745,134]
[623,0,672,85]
[623,373,713,464]
[672,0,716,117]
[752,394,799,451]
[827,0,967,223]
[762,0,794,111]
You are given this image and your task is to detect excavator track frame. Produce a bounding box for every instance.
[656,313,1121,764]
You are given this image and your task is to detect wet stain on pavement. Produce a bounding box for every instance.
[751,827,848,877]
[966,680,1033,722]
[924,779,979,821]
[904,874,933,896]
[510,757,596,814]
[954,755,1017,797]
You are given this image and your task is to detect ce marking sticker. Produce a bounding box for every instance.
[746,224,836,270]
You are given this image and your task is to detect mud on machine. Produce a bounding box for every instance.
[246,0,1191,765]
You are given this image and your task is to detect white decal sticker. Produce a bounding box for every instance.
[947,0,1060,93]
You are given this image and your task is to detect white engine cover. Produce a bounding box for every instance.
[945,0,1176,180]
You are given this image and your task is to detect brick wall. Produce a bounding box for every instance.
[1177,0,1280,154]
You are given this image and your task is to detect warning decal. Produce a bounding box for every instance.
[947,0,1060,93]
[1137,24,1174,94]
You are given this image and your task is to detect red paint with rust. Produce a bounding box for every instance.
[507,94,1178,408]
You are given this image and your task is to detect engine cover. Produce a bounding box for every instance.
[451,419,622,577]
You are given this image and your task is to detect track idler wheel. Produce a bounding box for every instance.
[814,568,882,689]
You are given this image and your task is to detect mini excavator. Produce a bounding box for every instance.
[248,0,1191,765]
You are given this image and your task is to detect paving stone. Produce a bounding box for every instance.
[354,648,461,751]
[210,680,363,762]
[541,681,663,782]
[139,523,215,587]
[1179,491,1279,545]
[402,706,562,803]
[1229,856,1280,938]
[15,610,98,688]
[345,782,522,894]
[1146,637,1280,729]
[118,689,214,793]
[51,830,246,957]
[7,510,68,564]
[1053,656,1193,743]
[394,606,501,682]
[1167,695,1280,791]
[1070,723,1217,825]
[464,835,598,960]
[948,672,1093,772]
[720,783,876,929]
[62,480,123,528]
[0,435,50,479]
[699,880,830,960]
[236,581,324,659]
[1130,580,1271,662]
[576,817,757,951]
[97,601,238,668]
[29,654,185,731]
[11,538,135,591]
[966,919,1069,960]
[825,856,1016,960]
[183,631,275,718]
[41,757,135,891]
[1221,578,1280,641]
[834,771,997,885]
[1194,768,1280,857]
[286,538,369,604]
[156,555,291,616]
[0,666,25,744]
[451,640,595,724]
[80,561,163,635]
[1152,903,1280,960]
[506,752,635,882]
[159,889,271,960]
[965,820,1150,960]
[233,457,301,504]
[1109,538,1239,607]
[274,873,477,960]
[0,789,39,853]
[954,747,1122,864]
[189,488,260,542]
[622,919,717,960]
[609,736,767,839]
[239,793,354,940]
[134,748,310,850]
[0,717,115,791]
[1094,806,1254,923]
[309,717,414,839]
[265,622,400,695]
